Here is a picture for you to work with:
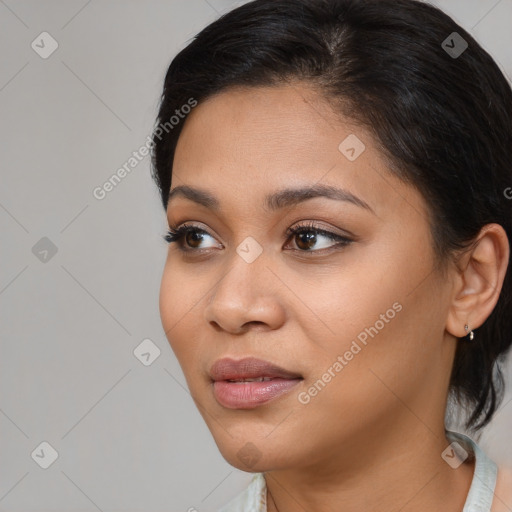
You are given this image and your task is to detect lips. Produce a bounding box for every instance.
[209,357,303,409]
[209,357,302,382]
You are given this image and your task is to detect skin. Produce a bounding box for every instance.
[159,83,510,512]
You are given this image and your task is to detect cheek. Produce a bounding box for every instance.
[297,246,409,347]
[300,233,436,383]
[293,307,422,446]
[159,263,194,357]
[311,288,443,426]
[159,267,175,338]
[159,262,214,384]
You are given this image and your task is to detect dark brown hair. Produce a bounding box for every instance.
[151,0,512,432]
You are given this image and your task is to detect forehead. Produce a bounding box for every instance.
[170,84,428,223]
[174,84,351,169]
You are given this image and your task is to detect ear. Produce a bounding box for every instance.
[446,223,510,338]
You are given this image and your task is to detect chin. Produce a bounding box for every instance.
[211,432,293,472]
[222,448,276,473]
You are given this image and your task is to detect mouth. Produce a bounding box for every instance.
[226,377,276,382]
[209,357,303,409]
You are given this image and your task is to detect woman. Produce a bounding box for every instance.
[151,0,512,510]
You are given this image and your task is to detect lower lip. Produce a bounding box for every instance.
[213,378,302,409]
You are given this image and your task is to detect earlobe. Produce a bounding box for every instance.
[445,223,510,340]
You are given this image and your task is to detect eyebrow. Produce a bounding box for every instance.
[167,183,375,214]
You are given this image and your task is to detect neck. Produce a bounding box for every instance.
[264,421,475,512]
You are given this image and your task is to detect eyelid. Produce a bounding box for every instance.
[285,220,355,239]
[167,218,354,239]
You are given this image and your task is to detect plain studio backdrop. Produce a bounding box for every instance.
[1,1,511,511]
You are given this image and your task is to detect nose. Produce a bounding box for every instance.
[203,250,286,334]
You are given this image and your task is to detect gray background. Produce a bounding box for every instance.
[1,1,511,511]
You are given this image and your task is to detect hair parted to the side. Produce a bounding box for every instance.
[150,0,512,433]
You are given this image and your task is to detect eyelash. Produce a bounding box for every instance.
[163,221,353,255]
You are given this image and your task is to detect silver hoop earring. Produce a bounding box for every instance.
[464,324,474,341]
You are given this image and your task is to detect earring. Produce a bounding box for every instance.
[464,324,474,341]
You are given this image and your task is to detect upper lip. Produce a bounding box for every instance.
[209,357,303,381]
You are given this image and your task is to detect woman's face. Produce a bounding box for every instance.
[159,84,457,473]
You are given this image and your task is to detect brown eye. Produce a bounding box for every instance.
[164,224,218,251]
[184,230,206,248]
[294,230,318,251]
[285,223,353,253]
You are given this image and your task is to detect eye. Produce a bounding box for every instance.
[284,221,353,253]
[163,223,219,251]
[163,221,353,254]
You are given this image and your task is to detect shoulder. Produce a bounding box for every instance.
[491,464,512,512]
